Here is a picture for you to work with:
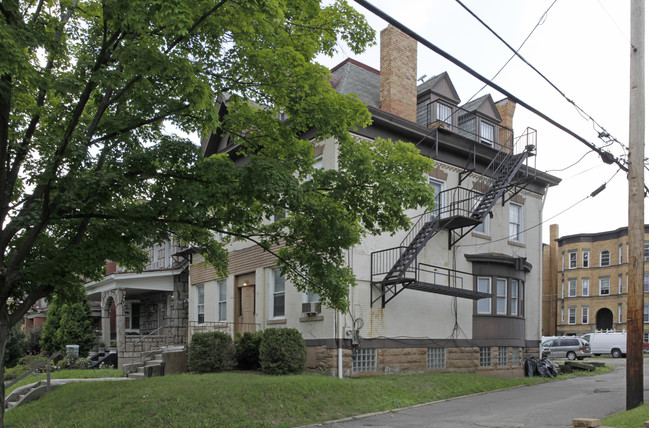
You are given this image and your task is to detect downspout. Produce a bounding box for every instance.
[538,184,549,358]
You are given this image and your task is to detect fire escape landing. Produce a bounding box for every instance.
[370,126,537,308]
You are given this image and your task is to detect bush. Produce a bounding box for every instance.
[61,354,91,369]
[26,328,42,355]
[259,328,306,375]
[4,324,27,368]
[4,365,28,380]
[188,331,235,373]
[41,290,96,357]
[19,354,48,368]
[235,331,263,370]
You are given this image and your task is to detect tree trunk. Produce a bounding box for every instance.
[0,306,11,428]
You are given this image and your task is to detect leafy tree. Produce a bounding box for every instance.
[0,1,435,423]
[3,324,26,368]
[41,293,95,358]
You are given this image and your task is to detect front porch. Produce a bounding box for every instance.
[85,267,189,368]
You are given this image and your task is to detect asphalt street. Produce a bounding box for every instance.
[319,358,645,428]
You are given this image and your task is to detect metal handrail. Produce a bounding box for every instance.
[6,350,62,390]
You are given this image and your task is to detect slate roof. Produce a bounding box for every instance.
[330,59,380,108]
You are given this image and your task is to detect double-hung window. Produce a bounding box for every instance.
[568,251,577,269]
[196,284,205,324]
[599,277,610,296]
[436,102,453,124]
[480,121,495,146]
[509,203,523,243]
[568,307,577,325]
[582,250,590,268]
[582,278,590,297]
[619,274,623,294]
[600,250,610,267]
[581,306,589,324]
[496,278,507,314]
[644,304,649,323]
[477,277,492,314]
[270,269,285,319]
[645,242,649,262]
[429,177,445,217]
[644,273,649,293]
[510,280,519,316]
[216,279,227,322]
[568,279,577,297]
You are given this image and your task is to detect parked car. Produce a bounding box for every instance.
[541,336,591,360]
[581,331,626,358]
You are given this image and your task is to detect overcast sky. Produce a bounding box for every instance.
[315,0,646,244]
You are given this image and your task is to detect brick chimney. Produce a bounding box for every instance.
[380,25,417,122]
[495,98,516,152]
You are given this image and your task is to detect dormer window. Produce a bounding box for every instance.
[480,121,495,146]
[435,102,453,124]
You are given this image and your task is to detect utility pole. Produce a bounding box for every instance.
[627,0,645,411]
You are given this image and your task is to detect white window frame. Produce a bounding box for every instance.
[435,101,453,125]
[477,277,492,314]
[644,304,649,323]
[269,268,286,319]
[568,307,577,325]
[581,306,589,325]
[600,250,610,267]
[480,120,496,146]
[582,278,590,297]
[619,274,623,294]
[568,251,577,269]
[599,277,610,296]
[582,250,590,268]
[645,273,649,293]
[620,243,624,264]
[196,284,205,324]
[429,177,446,217]
[510,280,519,316]
[644,241,649,262]
[508,203,523,243]
[568,279,577,297]
[496,278,507,314]
[216,279,227,322]
[474,213,490,236]
[618,303,623,324]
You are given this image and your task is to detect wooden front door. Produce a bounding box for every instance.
[235,283,256,336]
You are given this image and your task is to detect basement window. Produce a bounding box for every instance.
[427,347,446,369]
[352,349,377,373]
[479,347,492,367]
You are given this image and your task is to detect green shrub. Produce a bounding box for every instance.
[4,364,28,380]
[61,354,91,369]
[188,331,235,373]
[19,354,48,368]
[259,328,306,375]
[26,328,42,355]
[4,324,27,367]
[235,331,263,370]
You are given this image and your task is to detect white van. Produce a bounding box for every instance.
[581,330,626,358]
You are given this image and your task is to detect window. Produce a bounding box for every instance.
[352,349,377,373]
[599,277,610,296]
[479,347,492,367]
[581,306,589,324]
[429,177,445,215]
[427,347,446,369]
[125,301,140,332]
[435,102,453,124]
[512,347,519,366]
[619,274,623,294]
[480,121,495,146]
[645,242,649,262]
[582,250,590,268]
[217,279,227,322]
[582,278,590,297]
[620,244,624,264]
[568,251,577,269]
[562,252,565,271]
[561,308,564,323]
[498,346,508,366]
[477,277,492,314]
[196,284,205,324]
[270,269,285,318]
[644,332,649,342]
[474,213,490,235]
[496,278,507,314]
[304,289,320,304]
[561,281,564,298]
[509,203,523,243]
[618,303,623,324]
[644,304,649,323]
[510,280,519,316]
[568,307,576,325]
[600,250,610,267]
[568,279,577,297]
[645,273,649,293]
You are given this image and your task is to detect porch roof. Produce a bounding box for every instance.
[85,268,183,300]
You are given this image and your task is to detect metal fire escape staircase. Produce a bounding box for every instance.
[370,138,535,308]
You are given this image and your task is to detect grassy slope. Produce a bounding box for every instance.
[5,368,612,428]
[5,369,123,395]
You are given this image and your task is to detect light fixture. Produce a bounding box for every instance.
[243,280,249,287]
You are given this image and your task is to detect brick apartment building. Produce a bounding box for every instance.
[542,223,649,340]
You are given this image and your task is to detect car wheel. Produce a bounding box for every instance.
[567,351,577,360]
[611,349,622,358]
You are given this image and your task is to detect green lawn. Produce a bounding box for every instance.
[603,403,649,428]
[4,367,612,428]
[5,368,123,395]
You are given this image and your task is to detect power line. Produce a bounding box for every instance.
[352,0,648,195]
[455,0,629,161]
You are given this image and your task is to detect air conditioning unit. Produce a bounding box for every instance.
[302,302,321,316]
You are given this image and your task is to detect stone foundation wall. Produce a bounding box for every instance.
[308,344,536,378]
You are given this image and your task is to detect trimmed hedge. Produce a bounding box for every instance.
[188,331,236,373]
[259,328,306,375]
[235,331,263,370]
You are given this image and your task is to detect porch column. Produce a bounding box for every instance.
[115,288,126,367]
[101,291,110,348]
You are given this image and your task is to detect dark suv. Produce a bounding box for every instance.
[541,337,591,360]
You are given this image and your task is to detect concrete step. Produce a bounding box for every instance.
[128,372,145,379]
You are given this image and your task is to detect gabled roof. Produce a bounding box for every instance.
[460,94,502,122]
[329,58,380,108]
[417,72,461,105]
